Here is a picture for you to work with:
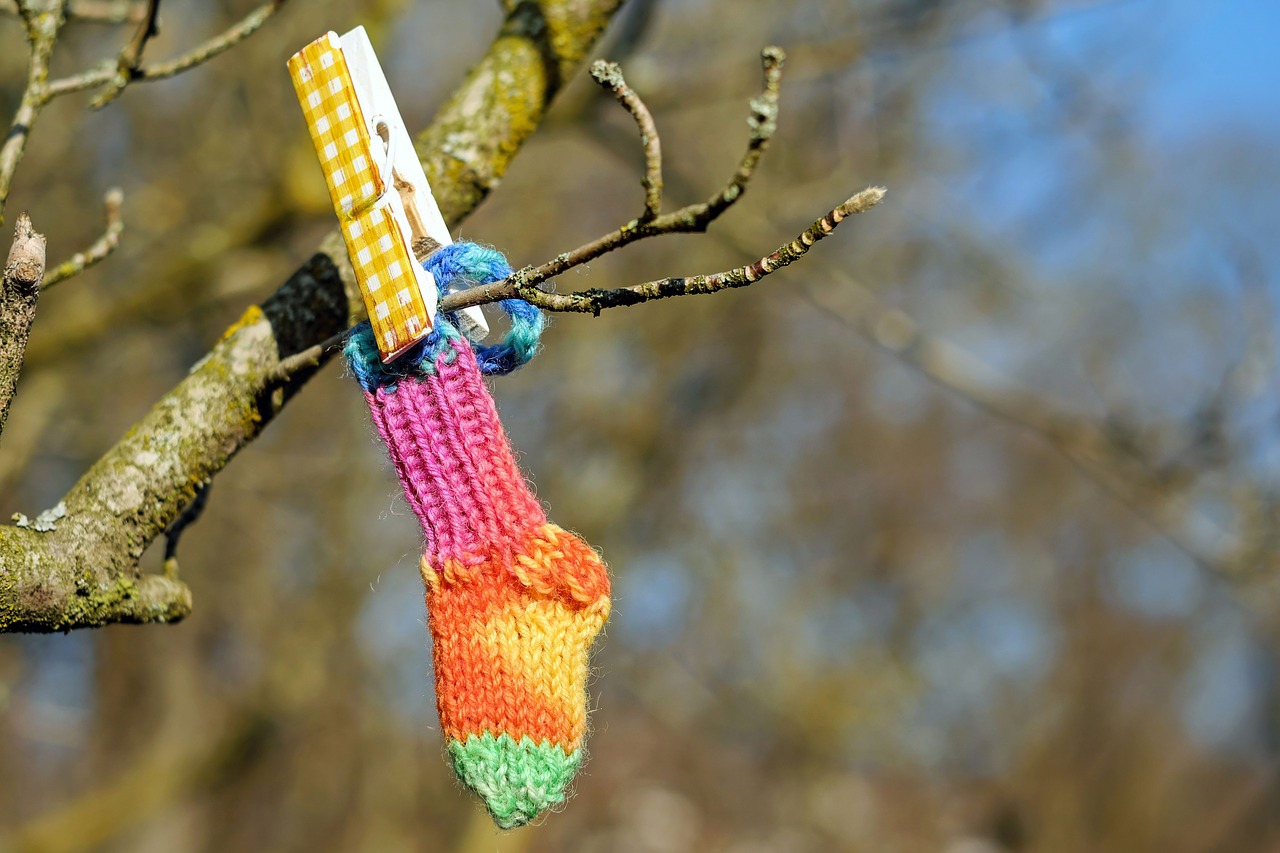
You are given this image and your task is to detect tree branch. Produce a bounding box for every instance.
[87,0,161,108]
[447,187,886,314]
[432,48,881,319]
[43,0,287,102]
[268,329,348,385]
[1,0,147,23]
[0,212,45,439]
[0,0,63,223]
[41,188,124,290]
[478,46,787,291]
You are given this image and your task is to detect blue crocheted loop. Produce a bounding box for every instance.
[425,243,544,377]
[344,242,543,393]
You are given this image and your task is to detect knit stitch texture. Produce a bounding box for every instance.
[346,243,610,829]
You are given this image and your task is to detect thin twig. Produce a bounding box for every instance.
[1,0,145,22]
[41,188,125,289]
[132,0,282,81]
[591,59,663,221]
[44,0,287,102]
[702,45,785,221]
[162,479,210,579]
[269,329,349,385]
[89,0,162,108]
[70,0,147,23]
[0,1,62,222]
[443,187,886,314]
[119,0,160,63]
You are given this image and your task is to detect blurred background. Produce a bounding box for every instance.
[2,0,1279,850]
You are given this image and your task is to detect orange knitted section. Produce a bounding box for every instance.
[422,523,611,752]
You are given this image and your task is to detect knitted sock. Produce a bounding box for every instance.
[346,243,610,829]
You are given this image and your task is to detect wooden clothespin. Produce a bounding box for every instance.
[288,27,488,363]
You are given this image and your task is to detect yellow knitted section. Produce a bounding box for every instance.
[477,597,610,736]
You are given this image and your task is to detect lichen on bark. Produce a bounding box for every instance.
[418,0,625,224]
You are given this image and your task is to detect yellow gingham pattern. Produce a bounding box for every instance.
[342,206,434,357]
[287,33,383,217]
[289,32,432,361]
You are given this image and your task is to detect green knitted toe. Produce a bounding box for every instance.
[448,733,582,829]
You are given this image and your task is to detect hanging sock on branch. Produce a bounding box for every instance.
[345,242,611,829]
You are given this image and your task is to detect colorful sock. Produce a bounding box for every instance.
[345,243,610,829]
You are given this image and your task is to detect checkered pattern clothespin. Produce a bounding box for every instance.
[288,28,489,362]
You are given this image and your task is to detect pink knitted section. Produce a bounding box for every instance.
[364,340,546,560]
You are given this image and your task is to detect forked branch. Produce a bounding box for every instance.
[2,0,287,222]
[510,46,786,286]
[444,47,881,315]
[89,0,162,107]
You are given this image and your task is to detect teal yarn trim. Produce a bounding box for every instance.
[448,733,582,829]
[344,318,464,392]
[345,241,544,392]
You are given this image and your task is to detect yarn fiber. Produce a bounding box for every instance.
[346,243,610,829]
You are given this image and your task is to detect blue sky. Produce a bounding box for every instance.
[1150,0,1280,136]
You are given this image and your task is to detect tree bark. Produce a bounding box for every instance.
[0,213,45,441]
